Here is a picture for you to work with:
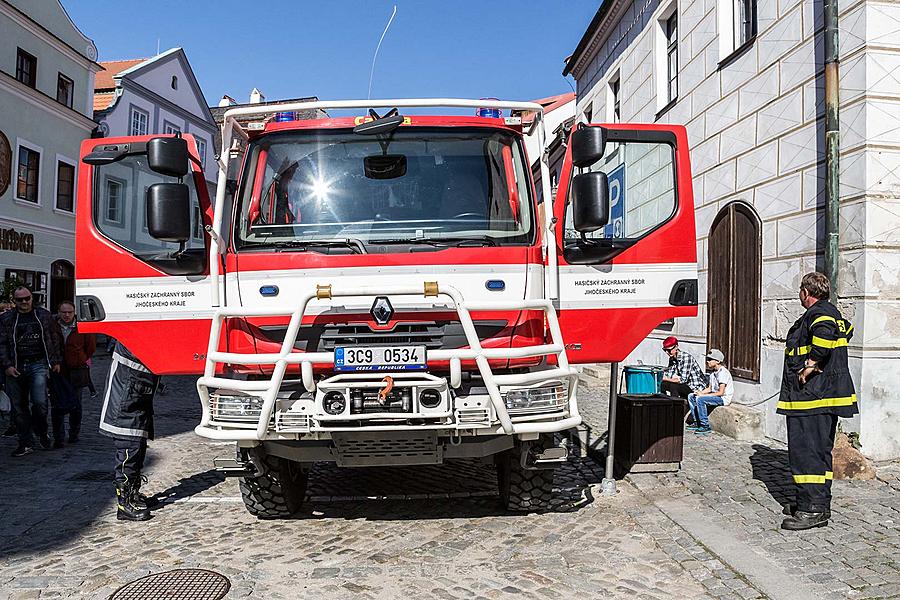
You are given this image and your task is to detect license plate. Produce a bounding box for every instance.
[334,345,427,372]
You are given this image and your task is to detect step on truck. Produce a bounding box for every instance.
[77,98,698,517]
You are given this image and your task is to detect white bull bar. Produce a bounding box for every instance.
[195,282,580,440]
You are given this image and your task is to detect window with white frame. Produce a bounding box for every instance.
[608,73,621,123]
[105,178,124,224]
[57,73,74,108]
[719,0,757,60]
[56,159,75,212]
[16,143,40,203]
[164,121,181,135]
[655,3,678,112]
[193,204,203,240]
[196,137,207,166]
[129,107,149,136]
[665,13,678,103]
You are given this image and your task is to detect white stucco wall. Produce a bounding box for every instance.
[570,0,900,459]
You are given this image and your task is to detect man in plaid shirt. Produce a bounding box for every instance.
[660,336,708,399]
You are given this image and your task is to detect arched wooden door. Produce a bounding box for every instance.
[50,259,75,312]
[707,202,761,381]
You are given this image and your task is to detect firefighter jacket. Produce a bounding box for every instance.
[99,343,159,441]
[777,300,858,417]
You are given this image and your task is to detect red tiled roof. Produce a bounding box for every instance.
[518,92,576,125]
[534,92,576,114]
[93,91,115,112]
[94,58,146,90]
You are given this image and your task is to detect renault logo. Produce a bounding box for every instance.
[370,296,394,325]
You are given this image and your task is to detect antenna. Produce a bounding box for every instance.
[156,38,160,55]
[367,5,397,101]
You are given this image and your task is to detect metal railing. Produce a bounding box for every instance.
[195,282,580,440]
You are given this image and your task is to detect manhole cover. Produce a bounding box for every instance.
[110,569,230,600]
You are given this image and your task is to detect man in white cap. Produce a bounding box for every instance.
[686,348,733,435]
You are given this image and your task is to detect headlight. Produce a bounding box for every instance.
[419,388,442,409]
[323,391,346,415]
[502,382,567,415]
[209,393,264,423]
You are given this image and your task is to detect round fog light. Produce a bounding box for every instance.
[419,388,442,409]
[323,391,346,415]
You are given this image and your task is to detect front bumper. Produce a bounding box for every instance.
[195,282,580,441]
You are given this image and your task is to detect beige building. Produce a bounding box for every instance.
[565,0,900,459]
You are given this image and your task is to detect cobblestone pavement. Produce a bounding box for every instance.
[578,366,900,600]
[0,357,896,599]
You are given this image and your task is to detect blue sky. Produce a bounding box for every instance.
[63,1,599,106]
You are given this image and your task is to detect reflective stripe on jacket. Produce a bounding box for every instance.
[99,342,159,441]
[778,300,858,417]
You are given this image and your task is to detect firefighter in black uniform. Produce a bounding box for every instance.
[100,341,160,521]
[778,272,857,531]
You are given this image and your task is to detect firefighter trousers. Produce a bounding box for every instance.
[786,413,838,513]
[114,437,147,488]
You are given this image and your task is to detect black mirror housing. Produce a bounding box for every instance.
[147,183,191,242]
[352,114,404,135]
[571,127,607,168]
[147,137,189,177]
[364,154,407,179]
[571,171,610,233]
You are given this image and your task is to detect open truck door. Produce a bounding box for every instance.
[75,134,214,374]
[554,124,698,363]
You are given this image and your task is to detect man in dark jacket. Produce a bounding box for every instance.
[0,287,63,456]
[778,272,857,531]
[52,301,96,447]
[100,341,159,521]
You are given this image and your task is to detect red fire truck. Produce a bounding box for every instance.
[77,99,697,517]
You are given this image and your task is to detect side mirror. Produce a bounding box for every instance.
[147,137,189,177]
[352,114,404,135]
[571,171,610,233]
[147,183,191,242]
[571,127,607,168]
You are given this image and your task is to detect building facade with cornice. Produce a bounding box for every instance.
[0,0,100,309]
[564,0,900,459]
[92,48,218,255]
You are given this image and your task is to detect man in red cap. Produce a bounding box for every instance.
[660,336,707,399]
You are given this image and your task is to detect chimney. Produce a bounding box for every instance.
[218,94,236,107]
[249,88,265,104]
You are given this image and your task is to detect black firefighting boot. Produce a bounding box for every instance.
[133,475,160,509]
[782,504,831,520]
[780,510,829,530]
[116,483,151,521]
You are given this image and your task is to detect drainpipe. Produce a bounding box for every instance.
[824,0,840,294]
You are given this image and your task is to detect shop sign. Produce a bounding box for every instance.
[0,227,35,254]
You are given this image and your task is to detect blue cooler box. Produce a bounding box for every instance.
[623,365,664,395]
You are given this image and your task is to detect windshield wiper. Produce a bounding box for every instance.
[256,238,367,254]
[441,236,498,247]
[370,238,448,247]
[370,236,498,248]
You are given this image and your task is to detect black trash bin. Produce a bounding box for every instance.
[614,393,684,476]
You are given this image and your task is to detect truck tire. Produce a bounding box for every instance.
[496,436,556,513]
[238,450,308,519]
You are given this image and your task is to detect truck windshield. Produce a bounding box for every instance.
[236,127,534,249]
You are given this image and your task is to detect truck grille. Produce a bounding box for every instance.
[258,320,507,352]
[457,408,490,425]
[275,412,310,432]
